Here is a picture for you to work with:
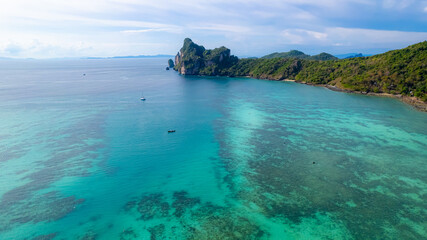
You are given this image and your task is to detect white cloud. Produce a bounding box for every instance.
[0,30,175,58]
[382,0,415,9]
[122,28,182,34]
[192,24,252,34]
[0,0,425,58]
[0,39,93,58]
[326,27,427,44]
[280,27,427,48]
[281,29,328,44]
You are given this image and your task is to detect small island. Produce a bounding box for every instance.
[168,59,174,68]
[173,38,427,111]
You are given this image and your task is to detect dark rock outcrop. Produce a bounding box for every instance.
[168,59,174,68]
[344,53,364,59]
[173,38,238,75]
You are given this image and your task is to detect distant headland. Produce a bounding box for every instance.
[84,54,174,59]
[171,38,427,112]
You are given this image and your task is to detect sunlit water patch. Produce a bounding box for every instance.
[0,59,426,239]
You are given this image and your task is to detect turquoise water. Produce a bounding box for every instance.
[0,59,426,239]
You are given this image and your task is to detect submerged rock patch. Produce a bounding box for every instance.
[136,193,170,220]
[123,191,265,239]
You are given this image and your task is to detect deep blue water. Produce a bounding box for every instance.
[0,58,426,239]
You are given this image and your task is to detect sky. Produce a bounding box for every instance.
[0,0,426,58]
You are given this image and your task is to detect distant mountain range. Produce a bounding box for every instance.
[334,53,371,59]
[0,55,174,60]
[261,51,371,60]
[0,53,370,60]
[84,54,174,59]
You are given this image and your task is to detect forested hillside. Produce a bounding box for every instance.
[173,39,427,102]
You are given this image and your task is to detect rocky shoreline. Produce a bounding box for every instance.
[283,80,427,112]
[252,77,427,112]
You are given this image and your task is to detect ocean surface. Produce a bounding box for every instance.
[0,58,426,240]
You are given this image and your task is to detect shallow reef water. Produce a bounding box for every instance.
[0,59,426,239]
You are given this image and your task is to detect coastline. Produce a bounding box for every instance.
[267,78,426,112]
[295,81,427,112]
[173,39,426,113]
[188,74,427,112]
[195,75,427,112]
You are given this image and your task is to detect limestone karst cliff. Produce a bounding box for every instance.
[173,38,238,75]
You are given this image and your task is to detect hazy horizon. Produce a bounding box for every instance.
[0,42,416,60]
[1,0,426,59]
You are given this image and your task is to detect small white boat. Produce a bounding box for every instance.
[140,92,146,101]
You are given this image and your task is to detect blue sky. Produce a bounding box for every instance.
[0,0,426,58]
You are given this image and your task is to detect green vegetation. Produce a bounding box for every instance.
[295,41,427,101]
[310,52,338,61]
[262,50,309,59]
[262,50,338,61]
[173,39,427,102]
